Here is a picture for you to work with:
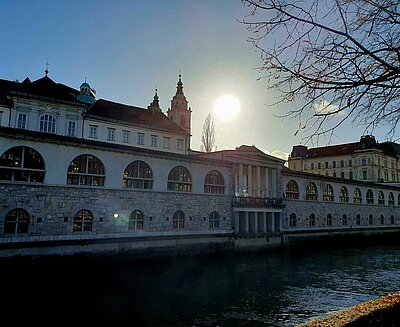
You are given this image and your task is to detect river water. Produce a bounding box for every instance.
[1,244,400,326]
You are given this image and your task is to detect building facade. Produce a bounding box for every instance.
[0,71,399,256]
[282,168,400,231]
[288,135,400,183]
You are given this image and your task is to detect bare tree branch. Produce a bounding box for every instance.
[200,113,216,152]
[240,0,400,143]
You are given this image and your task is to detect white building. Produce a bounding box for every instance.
[0,70,398,256]
[288,135,400,183]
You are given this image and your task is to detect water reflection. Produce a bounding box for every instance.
[1,245,400,326]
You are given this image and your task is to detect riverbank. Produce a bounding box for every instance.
[1,227,400,258]
[297,292,400,327]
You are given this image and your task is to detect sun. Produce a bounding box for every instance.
[213,95,241,122]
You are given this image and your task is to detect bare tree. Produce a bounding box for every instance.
[241,0,400,143]
[201,113,216,152]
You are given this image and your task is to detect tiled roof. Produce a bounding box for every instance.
[85,99,188,134]
[0,76,84,105]
[305,143,359,158]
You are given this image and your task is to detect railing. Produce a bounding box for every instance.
[232,196,285,208]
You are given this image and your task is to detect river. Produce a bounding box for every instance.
[1,244,399,326]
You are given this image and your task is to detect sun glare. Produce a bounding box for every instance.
[213,95,241,122]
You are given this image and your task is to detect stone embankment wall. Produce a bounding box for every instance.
[0,183,232,256]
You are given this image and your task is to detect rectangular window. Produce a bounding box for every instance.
[332,161,336,168]
[163,137,170,149]
[325,162,328,168]
[89,125,98,139]
[310,163,314,169]
[340,160,344,167]
[107,128,115,141]
[137,132,144,145]
[349,159,352,167]
[123,130,130,143]
[151,135,158,147]
[17,113,27,129]
[362,158,367,165]
[177,139,184,151]
[318,162,321,169]
[67,121,76,137]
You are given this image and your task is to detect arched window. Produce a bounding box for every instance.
[167,166,192,192]
[309,213,316,226]
[180,116,185,127]
[388,192,395,205]
[368,214,373,225]
[362,170,367,180]
[73,209,93,232]
[391,215,395,225]
[204,170,225,194]
[339,186,349,202]
[209,211,220,228]
[172,210,185,229]
[0,146,45,182]
[353,188,362,203]
[356,214,361,225]
[342,214,347,226]
[128,210,144,230]
[378,191,385,205]
[305,182,318,200]
[380,214,385,225]
[323,184,334,201]
[286,180,299,199]
[366,189,374,204]
[123,160,153,189]
[39,114,56,133]
[327,214,333,226]
[67,154,105,186]
[289,213,297,227]
[4,208,30,234]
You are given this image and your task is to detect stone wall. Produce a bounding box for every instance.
[0,183,233,243]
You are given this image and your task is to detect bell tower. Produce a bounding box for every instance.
[167,74,192,138]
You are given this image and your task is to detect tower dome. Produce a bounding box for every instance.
[77,79,96,104]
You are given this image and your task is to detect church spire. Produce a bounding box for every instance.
[176,73,184,95]
[167,74,192,143]
[147,87,162,113]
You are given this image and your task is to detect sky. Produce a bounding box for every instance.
[0,0,392,160]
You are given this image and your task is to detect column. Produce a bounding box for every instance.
[254,212,259,233]
[271,168,277,198]
[239,163,244,196]
[244,212,249,233]
[275,212,281,232]
[271,212,276,233]
[248,165,252,196]
[256,166,261,197]
[234,212,240,233]
[265,167,270,197]
[261,212,267,233]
